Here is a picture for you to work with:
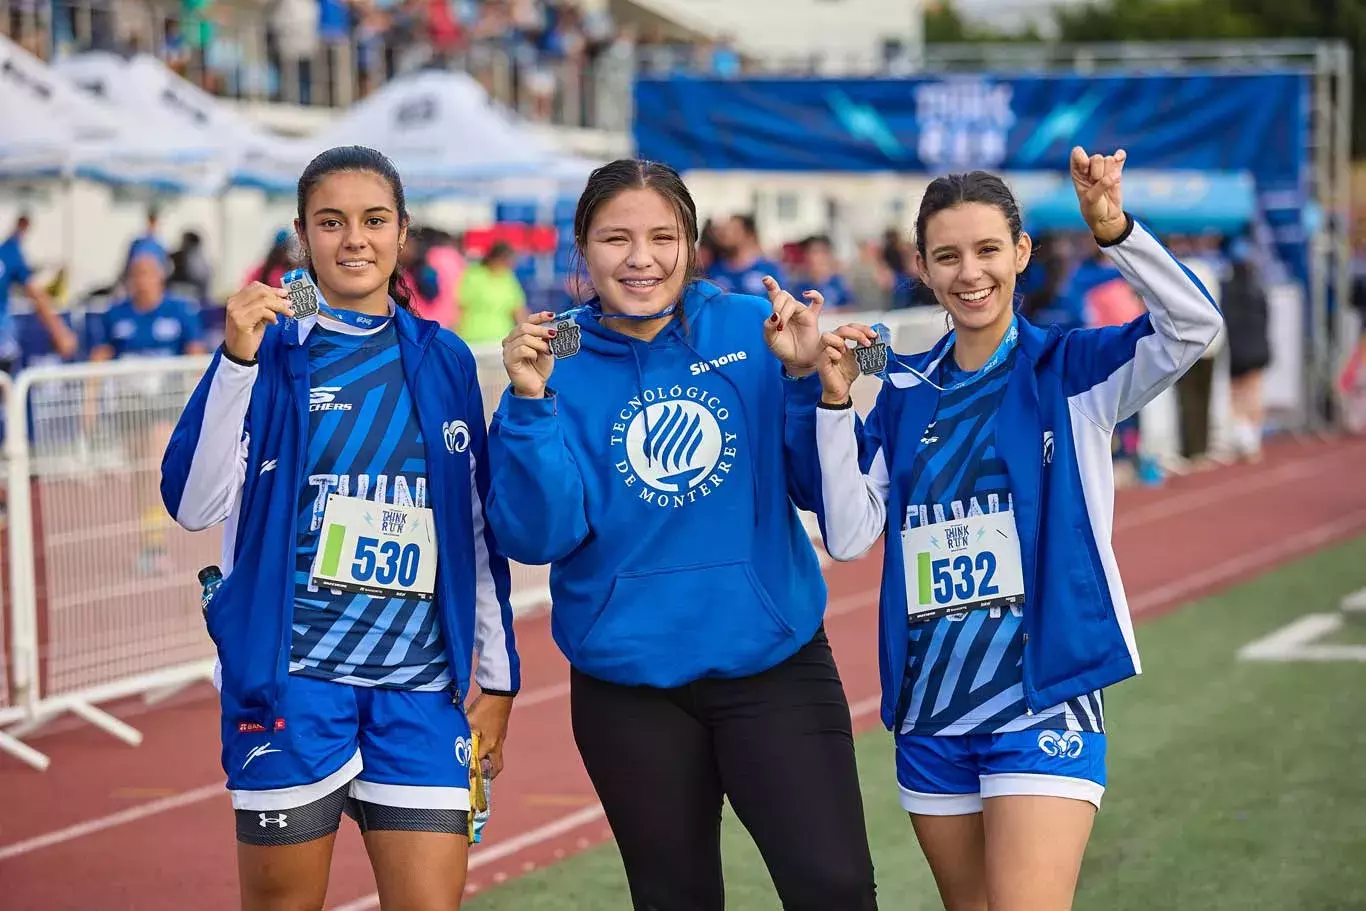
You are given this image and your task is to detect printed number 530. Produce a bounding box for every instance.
[352,536,421,587]
[925,553,999,605]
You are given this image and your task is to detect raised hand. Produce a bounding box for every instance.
[762,277,824,376]
[502,312,559,399]
[1070,146,1128,244]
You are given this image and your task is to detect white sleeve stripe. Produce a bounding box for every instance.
[1068,403,1141,674]
[1074,222,1225,428]
[816,407,889,562]
[176,358,255,531]
[469,453,512,692]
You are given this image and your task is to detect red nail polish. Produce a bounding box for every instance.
[548,329,557,337]
[776,322,784,331]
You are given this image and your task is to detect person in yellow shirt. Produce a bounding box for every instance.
[458,242,528,344]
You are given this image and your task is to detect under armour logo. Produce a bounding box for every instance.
[242,742,282,769]
[258,813,288,828]
[1042,430,1055,466]
[1037,730,1084,758]
[443,420,470,454]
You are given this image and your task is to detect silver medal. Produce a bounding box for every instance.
[281,268,320,320]
[855,323,893,378]
[549,318,582,359]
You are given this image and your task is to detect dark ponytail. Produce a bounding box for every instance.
[296,145,415,313]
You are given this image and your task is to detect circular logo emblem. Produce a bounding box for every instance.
[454,736,471,768]
[612,386,736,509]
[626,400,722,493]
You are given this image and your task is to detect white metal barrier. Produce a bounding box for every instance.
[0,308,945,771]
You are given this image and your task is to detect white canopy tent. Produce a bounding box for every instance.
[0,35,220,193]
[53,51,314,194]
[296,68,599,199]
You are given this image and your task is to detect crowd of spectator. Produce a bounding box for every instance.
[3,0,746,124]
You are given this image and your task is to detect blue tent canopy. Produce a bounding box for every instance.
[1022,170,1258,235]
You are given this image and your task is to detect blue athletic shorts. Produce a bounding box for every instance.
[895,729,1106,816]
[222,673,473,813]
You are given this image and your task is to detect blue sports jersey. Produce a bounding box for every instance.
[899,347,1104,737]
[289,320,451,691]
[706,256,786,297]
[0,235,33,320]
[93,296,203,358]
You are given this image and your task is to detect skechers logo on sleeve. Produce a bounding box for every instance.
[689,350,747,376]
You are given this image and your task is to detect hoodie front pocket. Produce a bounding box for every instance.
[574,558,797,685]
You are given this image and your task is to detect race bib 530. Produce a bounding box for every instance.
[310,495,437,600]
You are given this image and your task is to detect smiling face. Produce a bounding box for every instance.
[296,169,408,312]
[914,202,1031,336]
[582,187,689,318]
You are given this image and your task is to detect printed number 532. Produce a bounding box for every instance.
[928,553,999,605]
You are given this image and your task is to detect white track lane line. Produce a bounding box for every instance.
[3,489,1363,867]
[326,695,891,911]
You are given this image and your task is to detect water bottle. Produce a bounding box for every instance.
[470,773,492,844]
[468,730,492,845]
[198,565,224,619]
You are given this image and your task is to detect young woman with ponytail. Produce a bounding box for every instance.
[161,146,520,910]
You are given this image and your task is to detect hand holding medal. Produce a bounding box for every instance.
[817,323,886,405]
[501,311,563,398]
[222,280,294,363]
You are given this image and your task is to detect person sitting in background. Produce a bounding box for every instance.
[458,241,528,345]
[799,235,856,310]
[706,213,786,296]
[88,252,207,575]
[0,214,79,370]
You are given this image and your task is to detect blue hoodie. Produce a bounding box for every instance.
[486,281,828,688]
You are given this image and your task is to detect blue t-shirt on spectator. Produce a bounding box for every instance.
[0,234,34,321]
[90,296,203,358]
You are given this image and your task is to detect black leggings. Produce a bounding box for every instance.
[570,627,878,911]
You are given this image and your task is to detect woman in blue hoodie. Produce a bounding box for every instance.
[486,159,878,910]
[807,148,1223,910]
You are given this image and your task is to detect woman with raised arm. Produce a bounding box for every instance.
[808,147,1222,910]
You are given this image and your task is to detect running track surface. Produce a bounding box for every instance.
[3,434,1365,910]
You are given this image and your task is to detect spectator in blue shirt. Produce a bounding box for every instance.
[0,215,79,370]
[799,235,856,310]
[90,251,207,575]
[706,213,786,297]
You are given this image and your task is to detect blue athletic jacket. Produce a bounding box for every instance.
[485,281,828,688]
[805,217,1224,731]
[161,305,520,730]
